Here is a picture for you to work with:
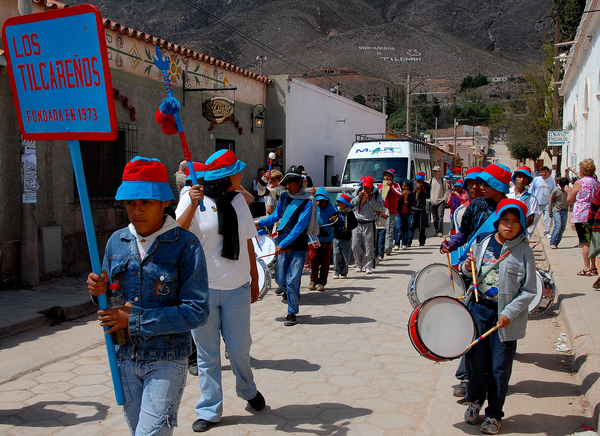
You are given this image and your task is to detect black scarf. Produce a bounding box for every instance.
[203,186,240,260]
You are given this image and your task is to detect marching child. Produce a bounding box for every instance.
[332,193,358,279]
[87,157,210,436]
[395,180,417,250]
[308,186,338,291]
[461,198,536,434]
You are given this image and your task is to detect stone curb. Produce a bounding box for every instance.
[536,224,600,427]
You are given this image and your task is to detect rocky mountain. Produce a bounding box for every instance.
[67,0,553,93]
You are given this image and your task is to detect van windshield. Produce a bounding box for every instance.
[342,158,409,184]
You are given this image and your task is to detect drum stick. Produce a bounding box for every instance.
[268,152,276,171]
[259,249,290,258]
[254,236,262,251]
[465,324,501,351]
[530,242,539,250]
[470,247,479,303]
[444,236,455,293]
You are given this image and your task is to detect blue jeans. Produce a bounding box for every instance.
[191,283,257,422]
[276,250,305,314]
[465,301,517,421]
[377,228,386,258]
[551,210,568,246]
[119,356,187,435]
[396,213,412,247]
[333,238,352,276]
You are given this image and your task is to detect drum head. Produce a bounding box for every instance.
[528,271,545,313]
[255,257,271,299]
[416,296,475,360]
[253,235,277,267]
[412,263,466,304]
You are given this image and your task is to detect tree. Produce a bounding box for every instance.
[353,94,367,106]
[505,46,554,161]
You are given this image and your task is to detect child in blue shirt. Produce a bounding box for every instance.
[308,186,337,291]
[87,157,209,436]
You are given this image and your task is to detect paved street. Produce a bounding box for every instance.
[0,218,593,435]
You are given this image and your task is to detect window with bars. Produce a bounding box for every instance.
[75,122,138,203]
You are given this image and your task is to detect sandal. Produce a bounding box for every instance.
[591,268,598,276]
[577,269,593,276]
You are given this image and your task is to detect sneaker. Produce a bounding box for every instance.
[401,245,407,250]
[378,256,384,262]
[274,287,283,294]
[340,275,347,279]
[333,274,340,279]
[284,314,297,326]
[247,391,266,411]
[188,362,198,376]
[393,245,400,251]
[308,281,316,290]
[192,419,215,432]
[385,249,392,255]
[419,242,425,246]
[365,267,373,274]
[356,266,363,273]
[550,244,557,249]
[281,293,287,302]
[316,284,325,292]
[453,379,468,397]
[437,232,444,237]
[480,417,501,434]
[464,401,481,425]
[544,233,551,239]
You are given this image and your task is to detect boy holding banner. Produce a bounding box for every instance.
[87,157,210,435]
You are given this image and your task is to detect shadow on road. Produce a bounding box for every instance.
[223,357,321,373]
[278,314,376,325]
[1,400,109,426]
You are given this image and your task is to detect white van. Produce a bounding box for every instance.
[341,133,432,188]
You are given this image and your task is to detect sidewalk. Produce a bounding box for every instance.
[0,275,95,340]
[537,218,600,428]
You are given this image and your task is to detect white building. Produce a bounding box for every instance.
[560,0,600,172]
[266,75,387,186]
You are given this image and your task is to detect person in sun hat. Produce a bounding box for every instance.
[460,198,536,434]
[331,193,358,278]
[448,178,467,232]
[308,186,338,291]
[407,171,430,247]
[175,149,267,432]
[376,168,403,257]
[86,156,210,436]
[256,166,319,327]
[350,175,384,274]
[507,165,540,240]
[429,165,449,237]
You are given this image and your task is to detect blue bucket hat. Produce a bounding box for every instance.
[203,150,246,181]
[511,165,534,184]
[493,198,528,234]
[115,156,175,201]
[477,163,511,194]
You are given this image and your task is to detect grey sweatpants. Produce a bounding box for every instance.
[352,222,376,269]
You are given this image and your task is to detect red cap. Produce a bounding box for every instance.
[361,176,374,188]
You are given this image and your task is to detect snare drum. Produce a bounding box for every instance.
[529,269,555,315]
[407,263,466,308]
[408,296,476,362]
[256,257,272,300]
[253,235,277,268]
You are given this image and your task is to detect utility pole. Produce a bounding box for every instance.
[552,9,561,177]
[256,55,267,75]
[18,0,39,287]
[406,75,411,134]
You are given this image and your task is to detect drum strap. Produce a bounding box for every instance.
[476,249,513,282]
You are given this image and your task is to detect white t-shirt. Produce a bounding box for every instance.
[176,191,257,290]
[529,176,555,206]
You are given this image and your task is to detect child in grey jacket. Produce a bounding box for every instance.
[460,198,536,435]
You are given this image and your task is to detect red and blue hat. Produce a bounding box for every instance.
[454,179,464,187]
[463,166,484,184]
[511,165,533,184]
[337,193,352,207]
[361,176,375,188]
[383,168,395,177]
[185,162,206,182]
[415,171,426,180]
[494,198,528,233]
[477,163,511,194]
[115,156,175,201]
[203,150,246,181]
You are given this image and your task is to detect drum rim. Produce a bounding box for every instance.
[408,296,476,361]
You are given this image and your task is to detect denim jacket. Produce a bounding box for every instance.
[102,225,209,360]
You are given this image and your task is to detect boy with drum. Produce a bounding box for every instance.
[461,199,536,434]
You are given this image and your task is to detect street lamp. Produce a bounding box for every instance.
[251,104,265,133]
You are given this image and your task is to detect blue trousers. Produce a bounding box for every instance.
[550,210,568,246]
[377,228,386,258]
[333,238,352,276]
[395,213,412,246]
[408,209,427,245]
[465,301,517,421]
[276,250,305,314]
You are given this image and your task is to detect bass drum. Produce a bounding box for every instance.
[253,234,277,269]
[256,257,272,300]
[529,269,555,315]
[408,296,476,362]
[407,263,466,308]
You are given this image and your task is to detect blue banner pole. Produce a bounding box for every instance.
[69,139,124,405]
